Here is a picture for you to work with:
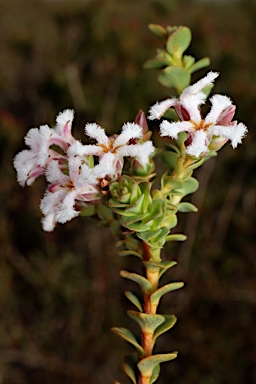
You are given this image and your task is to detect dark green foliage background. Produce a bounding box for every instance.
[0,0,255,383]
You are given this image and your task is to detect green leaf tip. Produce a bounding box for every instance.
[125,291,143,312]
[128,311,165,333]
[120,270,153,294]
[158,66,190,92]
[148,24,167,41]
[177,202,198,213]
[111,327,144,356]
[166,26,192,57]
[153,315,177,342]
[137,352,178,377]
[150,282,184,306]
[123,354,138,384]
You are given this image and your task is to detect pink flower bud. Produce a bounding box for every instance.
[208,136,229,151]
[216,105,236,125]
[175,104,190,121]
[135,110,149,134]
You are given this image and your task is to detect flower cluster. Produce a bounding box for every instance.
[149,72,247,157]
[14,110,155,231]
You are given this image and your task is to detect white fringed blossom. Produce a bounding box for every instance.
[14,110,155,231]
[149,72,247,157]
[68,122,155,167]
[13,110,76,186]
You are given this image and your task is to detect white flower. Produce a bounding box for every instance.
[160,93,247,157]
[13,109,76,186]
[148,72,247,157]
[13,150,45,187]
[40,154,111,231]
[148,71,219,120]
[68,121,155,175]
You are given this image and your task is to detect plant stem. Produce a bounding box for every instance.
[137,242,162,383]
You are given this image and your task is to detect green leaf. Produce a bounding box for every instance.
[120,217,150,232]
[150,364,160,384]
[162,151,179,169]
[151,226,169,247]
[144,58,169,70]
[176,177,199,196]
[162,108,178,121]
[177,202,198,213]
[124,195,146,215]
[96,204,112,221]
[111,328,144,356]
[153,315,177,342]
[166,26,192,57]
[128,311,165,333]
[189,57,210,74]
[120,271,153,294]
[123,354,138,384]
[80,204,96,216]
[118,250,142,259]
[158,66,190,92]
[137,227,169,248]
[183,55,195,69]
[143,199,164,223]
[148,24,167,41]
[137,353,178,377]
[161,212,178,229]
[150,282,184,306]
[144,260,177,278]
[125,291,143,312]
[165,233,187,242]
[158,261,177,277]
[137,228,162,242]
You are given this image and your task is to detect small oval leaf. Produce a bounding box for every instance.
[137,353,178,377]
[166,27,192,57]
[128,311,165,333]
[125,291,143,312]
[111,327,144,356]
[150,282,184,306]
[153,315,177,342]
[120,271,153,294]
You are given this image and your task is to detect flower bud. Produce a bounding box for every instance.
[216,105,236,126]
[208,136,229,151]
[135,110,149,135]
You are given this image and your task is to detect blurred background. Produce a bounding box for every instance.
[1,0,256,383]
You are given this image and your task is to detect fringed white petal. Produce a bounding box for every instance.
[117,141,154,166]
[55,190,79,224]
[148,98,177,120]
[55,109,74,136]
[68,141,100,157]
[85,123,109,146]
[205,94,233,125]
[24,125,52,166]
[68,155,82,182]
[230,122,248,148]
[160,120,193,139]
[13,150,38,186]
[181,96,202,123]
[134,141,155,166]
[114,123,143,147]
[40,189,66,216]
[78,164,98,186]
[45,160,68,184]
[208,123,248,149]
[41,213,56,232]
[56,109,74,126]
[186,130,209,157]
[95,152,118,178]
[182,71,219,98]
